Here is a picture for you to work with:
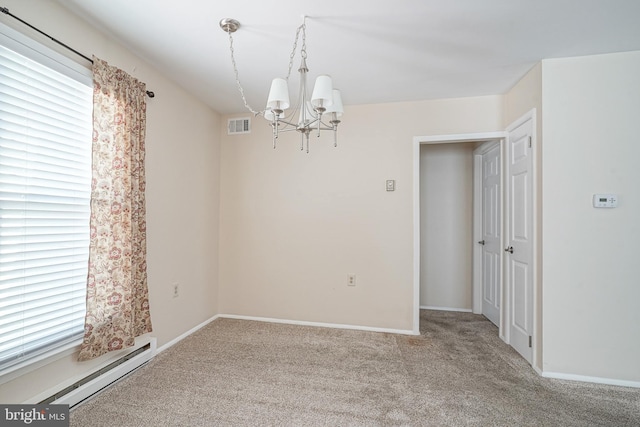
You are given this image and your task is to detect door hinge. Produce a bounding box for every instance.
[528,136,532,148]
[528,336,532,348]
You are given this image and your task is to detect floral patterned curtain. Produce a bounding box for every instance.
[78,57,152,361]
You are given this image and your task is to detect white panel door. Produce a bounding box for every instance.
[506,117,534,364]
[481,144,501,326]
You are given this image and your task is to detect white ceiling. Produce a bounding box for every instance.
[56,0,640,115]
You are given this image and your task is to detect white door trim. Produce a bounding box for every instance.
[413,131,507,335]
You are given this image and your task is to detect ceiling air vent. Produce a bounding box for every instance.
[228,118,250,135]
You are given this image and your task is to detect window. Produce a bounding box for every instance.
[0,25,93,373]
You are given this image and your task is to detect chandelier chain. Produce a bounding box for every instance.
[227,30,263,115]
[286,22,306,81]
[301,23,307,59]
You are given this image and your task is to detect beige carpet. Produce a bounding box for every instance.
[70,310,640,426]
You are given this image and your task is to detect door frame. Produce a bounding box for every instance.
[412,132,506,335]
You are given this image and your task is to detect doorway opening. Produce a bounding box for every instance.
[414,132,506,338]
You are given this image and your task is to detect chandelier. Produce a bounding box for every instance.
[220,17,344,153]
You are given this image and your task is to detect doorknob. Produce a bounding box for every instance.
[504,246,514,254]
[478,240,485,245]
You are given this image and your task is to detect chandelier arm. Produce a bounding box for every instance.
[315,125,337,131]
[227,30,264,116]
[274,119,299,129]
[313,117,337,130]
[276,115,334,131]
[275,125,333,133]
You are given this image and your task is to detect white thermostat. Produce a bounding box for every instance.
[593,194,618,208]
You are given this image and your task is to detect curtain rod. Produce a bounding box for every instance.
[1,6,155,98]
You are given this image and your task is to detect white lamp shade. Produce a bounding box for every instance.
[266,78,290,111]
[311,74,333,109]
[324,89,344,117]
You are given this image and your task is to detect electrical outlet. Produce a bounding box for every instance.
[347,274,356,287]
[172,283,179,298]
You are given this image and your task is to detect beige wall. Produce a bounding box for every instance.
[503,63,543,128]
[541,51,640,382]
[219,96,503,332]
[0,0,221,403]
[420,143,475,310]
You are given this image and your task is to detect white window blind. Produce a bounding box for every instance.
[0,42,93,372]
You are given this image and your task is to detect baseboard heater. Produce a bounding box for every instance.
[39,337,157,408]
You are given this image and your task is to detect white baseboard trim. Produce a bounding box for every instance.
[156,314,220,354]
[219,314,418,336]
[541,371,640,389]
[420,306,473,313]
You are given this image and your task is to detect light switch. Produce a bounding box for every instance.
[386,180,395,191]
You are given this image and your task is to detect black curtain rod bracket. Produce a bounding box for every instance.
[1,6,155,98]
